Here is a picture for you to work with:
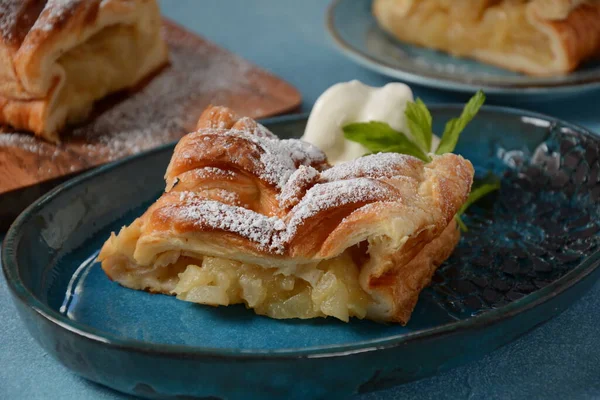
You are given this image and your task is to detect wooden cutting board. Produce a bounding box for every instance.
[0,20,301,228]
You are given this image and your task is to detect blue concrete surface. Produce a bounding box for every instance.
[1,1,599,399]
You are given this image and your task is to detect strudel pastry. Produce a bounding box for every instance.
[372,0,600,76]
[99,106,474,324]
[0,0,168,142]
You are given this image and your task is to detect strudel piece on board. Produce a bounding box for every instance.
[0,0,168,142]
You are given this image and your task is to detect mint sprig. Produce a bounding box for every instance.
[342,90,496,232]
[436,91,486,155]
[343,90,486,157]
[405,98,433,152]
[342,121,429,162]
[455,174,501,232]
[458,174,501,217]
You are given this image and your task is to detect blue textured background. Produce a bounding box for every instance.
[1,1,600,399]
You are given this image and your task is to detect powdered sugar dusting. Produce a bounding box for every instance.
[0,0,22,42]
[163,179,396,255]
[321,153,420,182]
[277,165,320,209]
[33,0,82,33]
[153,139,448,255]
[177,189,240,205]
[285,178,397,237]
[70,39,255,159]
[282,139,327,168]
[261,138,327,189]
[252,122,276,139]
[207,129,327,190]
[256,137,322,189]
[191,167,236,180]
[0,132,50,154]
[214,189,241,205]
[160,138,413,254]
[234,117,277,139]
[167,197,287,253]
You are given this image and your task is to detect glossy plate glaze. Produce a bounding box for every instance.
[326,0,600,95]
[3,108,600,400]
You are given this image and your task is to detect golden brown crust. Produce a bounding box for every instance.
[195,105,241,131]
[532,2,600,73]
[0,0,169,142]
[0,1,46,98]
[373,0,600,76]
[368,219,459,324]
[530,0,590,19]
[164,107,329,206]
[0,1,46,48]
[99,106,474,323]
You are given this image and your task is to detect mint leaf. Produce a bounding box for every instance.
[455,215,468,232]
[343,122,402,151]
[457,178,500,217]
[343,121,430,162]
[405,98,433,152]
[455,173,500,232]
[436,91,486,155]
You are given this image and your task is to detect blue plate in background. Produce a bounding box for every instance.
[3,108,600,399]
[327,0,600,95]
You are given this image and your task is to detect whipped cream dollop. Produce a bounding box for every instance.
[302,80,438,164]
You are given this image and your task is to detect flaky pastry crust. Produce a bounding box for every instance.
[99,106,474,324]
[0,0,168,142]
[372,0,600,76]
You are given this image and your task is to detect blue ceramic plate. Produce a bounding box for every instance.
[3,108,600,400]
[327,0,600,95]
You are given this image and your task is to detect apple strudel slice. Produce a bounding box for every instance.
[372,0,600,76]
[0,0,168,142]
[98,106,474,324]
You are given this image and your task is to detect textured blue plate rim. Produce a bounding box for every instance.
[3,106,600,360]
[326,0,600,94]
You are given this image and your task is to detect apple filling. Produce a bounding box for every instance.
[101,219,372,322]
[54,23,155,125]
[172,253,371,322]
[388,0,553,64]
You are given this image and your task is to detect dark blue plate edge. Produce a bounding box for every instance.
[3,106,600,360]
[325,0,600,94]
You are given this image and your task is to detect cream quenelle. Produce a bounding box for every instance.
[302,80,439,164]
